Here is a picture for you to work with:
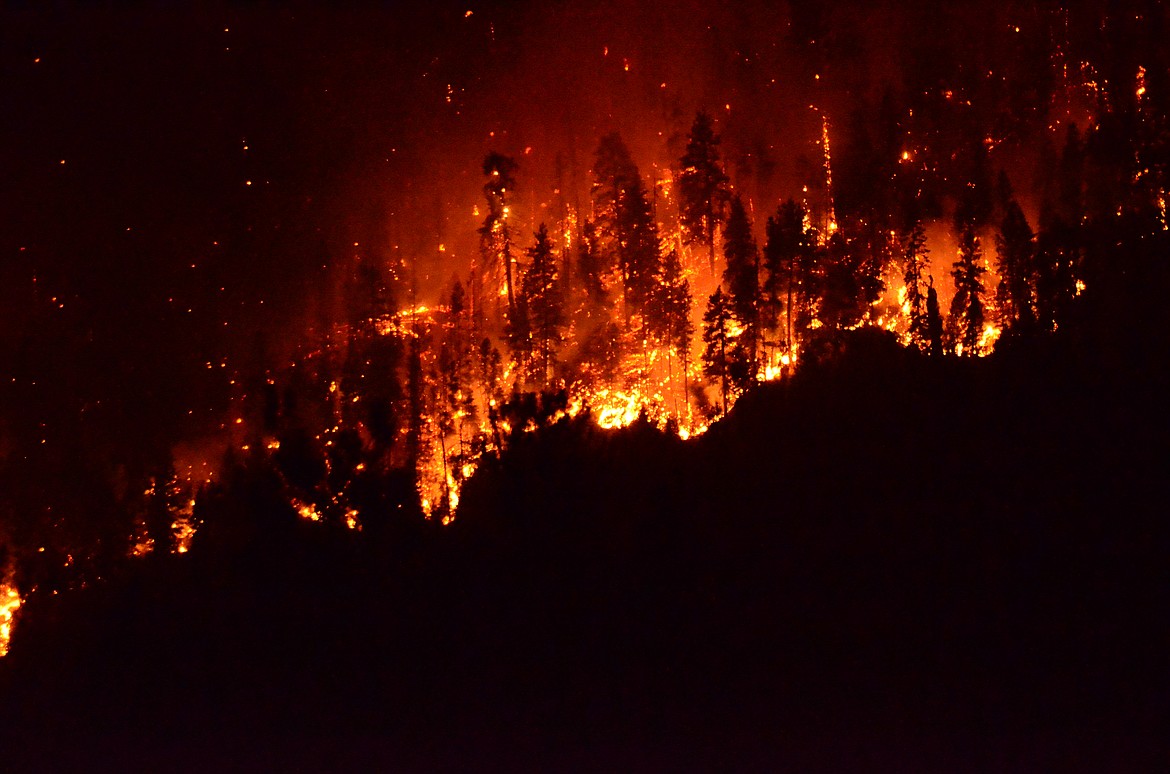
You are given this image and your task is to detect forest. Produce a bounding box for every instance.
[0,1,1168,768]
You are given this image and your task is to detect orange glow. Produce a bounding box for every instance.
[293,498,323,523]
[0,581,22,657]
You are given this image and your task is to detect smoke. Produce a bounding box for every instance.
[0,0,1161,471]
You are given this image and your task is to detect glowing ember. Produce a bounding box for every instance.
[820,112,838,235]
[130,517,154,558]
[294,499,323,523]
[0,581,21,657]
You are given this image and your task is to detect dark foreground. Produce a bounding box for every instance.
[2,277,1169,772]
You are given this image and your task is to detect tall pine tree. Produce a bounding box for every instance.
[656,249,695,413]
[763,199,819,354]
[950,221,988,356]
[925,278,944,358]
[902,220,930,350]
[521,224,567,387]
[678,111,731,275]
[995,200,1036,333]
[592,133,662,325]
[479,152,519,323]
[722,194,761,375]
[702,287,737,414]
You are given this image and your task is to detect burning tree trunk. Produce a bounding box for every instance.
[480,152,520,323]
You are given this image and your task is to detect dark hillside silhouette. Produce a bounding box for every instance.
[2,226,1167,770]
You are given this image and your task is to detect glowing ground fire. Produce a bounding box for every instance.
[0,582,21,658]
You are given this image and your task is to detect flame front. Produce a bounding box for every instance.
[0,582,22,658]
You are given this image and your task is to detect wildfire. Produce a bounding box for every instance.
[0,580,21,657]
[820,111,838,235]
[218,83,1108,537]
[293,498,323,522]
[762,350,796,382]
[590,388,644,429]
[130,516,154,557]
[172,509,198,555]
[979,323,1003,351]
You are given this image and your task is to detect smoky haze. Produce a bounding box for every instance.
[0,0,1161,465]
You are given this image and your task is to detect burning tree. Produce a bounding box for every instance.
[504,281,532,381]
[678,111,731,275]
[654,248,695,414]
[901,220,931,350]
[443,279,479,458]
[949,222,988,356]
[478,152,520,324]
[819,230,872,331]
[521,224,567,387]
[721,194,761,376]
[575,218,612,320]
[143,462,184,555]
[763,199,820,356]
[702,287,739,414]
[925,279,945,358]
[591,133,663,356]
